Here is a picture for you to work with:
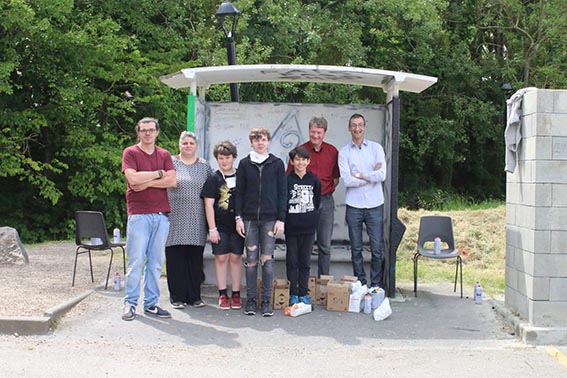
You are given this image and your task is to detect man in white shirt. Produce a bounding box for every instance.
[338,113,386,288]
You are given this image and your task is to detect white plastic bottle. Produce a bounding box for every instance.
[364,294,372,314]
[474,282,483,304]
[113,228,120,243]
[434,237,441,255]
[113,272,121,291]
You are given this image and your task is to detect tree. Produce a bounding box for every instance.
[2,0,567,240]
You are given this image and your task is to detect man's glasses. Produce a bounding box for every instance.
[139,128,157,134]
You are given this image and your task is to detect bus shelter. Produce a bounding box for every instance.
[160,64,437,297]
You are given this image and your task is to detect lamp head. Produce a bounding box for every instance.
[501,83,514,92]
[215,1,241,38]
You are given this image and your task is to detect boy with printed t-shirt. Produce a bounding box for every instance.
[285,146,321,306]
[201,141,244,310]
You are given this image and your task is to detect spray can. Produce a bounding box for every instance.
[113,228,121,243]
[364,294,372,314]
[474,281,483,304]
[434,237,441,255]
[113,272,121,291]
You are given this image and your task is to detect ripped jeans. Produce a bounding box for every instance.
[243,219,276,302]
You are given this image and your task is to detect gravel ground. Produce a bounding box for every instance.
[0,242,124,317]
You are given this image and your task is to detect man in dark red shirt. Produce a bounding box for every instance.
[121,117,177,321]
[287,117,340,276]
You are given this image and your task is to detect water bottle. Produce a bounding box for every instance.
[434,237,441,255]
[474,281,483,304]
[364,294,372,314]
[113,272,121,291]
[113,228,120,243]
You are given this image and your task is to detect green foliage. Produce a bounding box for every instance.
[1,0,566,241]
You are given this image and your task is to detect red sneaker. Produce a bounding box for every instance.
[219,294,230,310]
[218,294,231,310]
[231,293,242,310]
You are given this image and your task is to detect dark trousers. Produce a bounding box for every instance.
[316,195,335,276]
[285,233,315,297]
[243,220,276,302]
[345,205,385,287]
[165,245,204,305]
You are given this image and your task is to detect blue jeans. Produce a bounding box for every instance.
[317,195,335,276]
[243,220,276,302]
[345,205,385,287]
[124,213,169,310]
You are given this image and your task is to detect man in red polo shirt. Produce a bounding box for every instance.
[287,117,340,276]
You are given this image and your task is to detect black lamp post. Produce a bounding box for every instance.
[215,1,241,102]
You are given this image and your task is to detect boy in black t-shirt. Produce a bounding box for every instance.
[201,141,244,310]
[285,146,321,306]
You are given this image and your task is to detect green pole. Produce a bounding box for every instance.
[187,94,195,132]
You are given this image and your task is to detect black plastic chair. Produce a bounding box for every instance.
[413,215,463,298]
[72,211,126,290]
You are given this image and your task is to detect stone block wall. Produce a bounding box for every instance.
[506,89,567,328]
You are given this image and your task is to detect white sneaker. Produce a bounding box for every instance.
[122,304,136,321]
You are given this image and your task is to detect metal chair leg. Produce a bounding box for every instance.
[453,256,463,298]
[459,256,463,298]
[72,247,80,287]
[88,249,94,283]
[413,252,419,297]
[105,248,114,290]
[454,258,458,293]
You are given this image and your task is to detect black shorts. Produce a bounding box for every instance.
[211,231,245,256]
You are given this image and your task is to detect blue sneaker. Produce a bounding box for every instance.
[289,295,299,306]
[299,295,312,305]
[144,305,171,318]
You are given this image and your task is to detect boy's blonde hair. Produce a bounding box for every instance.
[249,128,271,142]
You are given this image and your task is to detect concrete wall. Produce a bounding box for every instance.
[196,101,388,242]
[505,89,567,334]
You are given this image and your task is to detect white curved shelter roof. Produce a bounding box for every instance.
[160,64,437,100]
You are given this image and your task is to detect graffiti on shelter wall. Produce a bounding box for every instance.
[198,100,388,241]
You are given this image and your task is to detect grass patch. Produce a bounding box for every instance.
[395,205,506,298]
[402,189,504,212]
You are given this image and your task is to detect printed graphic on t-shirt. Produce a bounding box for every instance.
[218,184,232,211]
[289,184,315,213]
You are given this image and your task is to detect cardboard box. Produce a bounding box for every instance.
[340,276,359,292]
[326,282,350,312]
[256,278,274,306]
[256,279,291,309]
[272,279,290,309]
[308,276,317,298]
[340,275,358,283]
[315,275,334,306]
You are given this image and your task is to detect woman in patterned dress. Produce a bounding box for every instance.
[165,131,212,309]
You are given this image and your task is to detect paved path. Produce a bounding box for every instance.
[2,282,566,377]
